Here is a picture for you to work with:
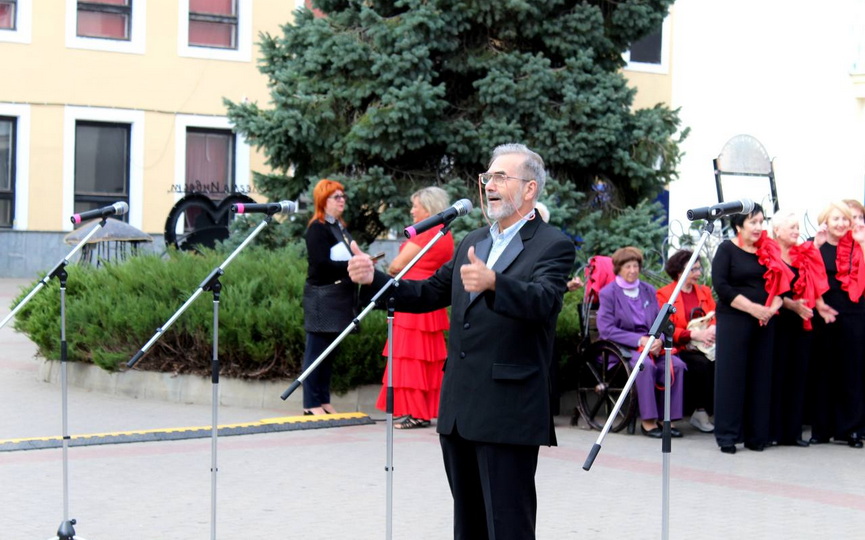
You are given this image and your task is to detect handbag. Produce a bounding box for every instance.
[686,310,716,361]
[302,280,358,333]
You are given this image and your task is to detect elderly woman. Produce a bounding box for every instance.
[656,250,716,433]
[712,203,792,454]
[770,211,834,447]
[376,186,454,429]
[597,246,686,438]
[809,201,865,448]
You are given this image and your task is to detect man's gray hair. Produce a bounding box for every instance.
[489,143,546,196]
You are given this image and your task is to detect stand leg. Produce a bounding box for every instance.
[56,273,79,540]
[385,299,394,540]
[208,281,221,540]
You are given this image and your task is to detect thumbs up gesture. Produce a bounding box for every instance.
[347,241,375,285]
[461,246,496,293]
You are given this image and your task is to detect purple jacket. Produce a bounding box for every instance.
[596,280,660,350]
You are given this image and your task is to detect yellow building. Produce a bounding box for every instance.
[0,1,673,277]
[0,0,299,276]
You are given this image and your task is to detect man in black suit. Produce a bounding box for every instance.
[348,143,574,540]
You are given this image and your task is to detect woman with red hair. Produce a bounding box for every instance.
[300,179,355,415]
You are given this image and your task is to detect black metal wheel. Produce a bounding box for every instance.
[575,340,636,432]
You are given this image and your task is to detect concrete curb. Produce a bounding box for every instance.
[37,359,383,415]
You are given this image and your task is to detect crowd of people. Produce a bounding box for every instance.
[296,142,865,537]
[593,200,865,455]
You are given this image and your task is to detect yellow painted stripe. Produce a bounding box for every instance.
[0,412,371,445]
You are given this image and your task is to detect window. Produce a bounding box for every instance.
[178,0,250,61]
[189,0,237,49]
[0,1,15,30]
[0,117,15,228]
[0,0,30,43]
[623,16,670,74]
[186,128,235,198]
[73,121,130,223]
[66,0,144,54]
[77,0,131,40]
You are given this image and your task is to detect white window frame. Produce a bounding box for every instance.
[63,106,144,232]
[623,16,670,75]
[65,0,147,55]
[0,102,30,230]
[0,0,31,44]
[173,114,251,235]
[178,0,252,63]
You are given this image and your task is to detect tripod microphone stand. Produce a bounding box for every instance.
[280,225,451,540]
[581,220,716,540]
[1,218,108,540]
[126,215,276,540]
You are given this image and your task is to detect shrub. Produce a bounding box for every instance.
[11,244,388,394]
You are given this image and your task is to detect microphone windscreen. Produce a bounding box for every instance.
[740,198,755,214]
[114,201,130,215]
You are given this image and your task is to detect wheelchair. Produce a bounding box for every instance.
[571,256,638,433]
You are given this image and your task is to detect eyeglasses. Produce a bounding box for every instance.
[689,266,703,273]
[329,194,347,201]
[478,172,534,186]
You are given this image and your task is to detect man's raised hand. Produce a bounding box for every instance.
[347,241,375,285]
[460,246,496,293]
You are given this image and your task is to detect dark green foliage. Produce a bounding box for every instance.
[226,0,684,245]
[10,249,387,393]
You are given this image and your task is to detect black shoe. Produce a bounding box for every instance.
[744,442,765,452]
[640,425,663,439]
[720,445,736,454]
[845,434,863,448]
[669,427,683,438]
[303,410,314,416]
[794,439,810,447]
[808,436,829,445]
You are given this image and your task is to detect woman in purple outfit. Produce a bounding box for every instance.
[597,246,686,438]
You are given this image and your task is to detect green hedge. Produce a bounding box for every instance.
[10,244,588,395]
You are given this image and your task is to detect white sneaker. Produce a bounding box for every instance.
[689,410,714,433]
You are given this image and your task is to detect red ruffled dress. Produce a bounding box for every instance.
[376,225,454,420]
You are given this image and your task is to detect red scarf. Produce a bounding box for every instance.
[835,230,865,302]
[789,241,829,330]
[754,231,793,307]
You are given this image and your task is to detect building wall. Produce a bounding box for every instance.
[0,1,300,235]
[668,0,865,234]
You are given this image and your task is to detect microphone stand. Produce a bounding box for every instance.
[280,224,452,540]
[1,218,107,540]
[126,215,275,540]
[582,219,716,540]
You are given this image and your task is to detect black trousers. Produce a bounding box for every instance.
[770,310,811,444]
[679,350,715,415]
[714,310,775,448]
[439,428,540,540]
[810,312,865,440]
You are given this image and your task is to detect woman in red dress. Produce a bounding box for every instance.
[376,187,455,429]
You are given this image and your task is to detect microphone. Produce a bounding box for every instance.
[70,201,129,224]
[231,200,297,215]
[404,199,473,239]
[687,199,755,221]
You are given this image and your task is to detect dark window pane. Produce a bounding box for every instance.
[0,2,16,30]
[75,122,129,196]
[190,0,234,16]
[189,20,236,48]
[186,129,234,199]
[0,199,11,228]
[630,27,662,65]
[0,119,12,192]
[77,10,129,39]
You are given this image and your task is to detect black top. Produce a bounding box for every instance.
[819,242,865,315]
[305,218,352,286]
[712,239,768,313]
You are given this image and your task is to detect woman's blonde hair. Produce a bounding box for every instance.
[412,186,450,215]
[817,201,852,226]
[843,199,865,218]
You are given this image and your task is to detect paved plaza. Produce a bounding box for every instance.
[1,278,865,539]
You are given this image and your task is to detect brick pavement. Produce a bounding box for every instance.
[2,278,865,539]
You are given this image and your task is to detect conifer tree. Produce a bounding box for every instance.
[226,0,684,243]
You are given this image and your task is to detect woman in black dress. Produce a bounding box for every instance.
[712,203,791,454]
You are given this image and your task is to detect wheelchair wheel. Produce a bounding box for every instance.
[576,340,636,432]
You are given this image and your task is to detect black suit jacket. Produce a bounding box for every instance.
[365,217,574,446]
